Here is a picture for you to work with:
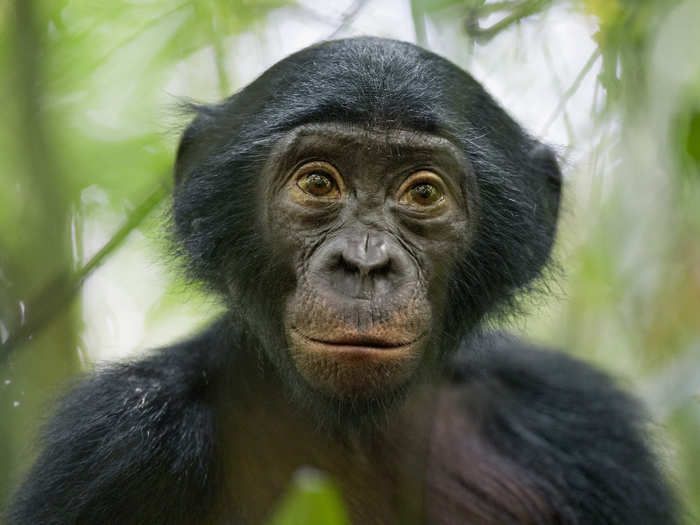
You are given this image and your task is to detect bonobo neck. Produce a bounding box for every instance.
[213,337,440,524]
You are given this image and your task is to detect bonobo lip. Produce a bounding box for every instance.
[291,328,425,351]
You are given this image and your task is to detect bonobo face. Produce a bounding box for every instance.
[263,123,474,399]
[173,38,562,410]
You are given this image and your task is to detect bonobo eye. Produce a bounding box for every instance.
[398,171,446,208]
[298,172,335,196]
[406,183,441,205]
[293,161,342,199]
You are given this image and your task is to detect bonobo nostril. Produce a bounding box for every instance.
[340,233,391,277]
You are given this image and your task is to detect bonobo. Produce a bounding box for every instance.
[8,38,677,524]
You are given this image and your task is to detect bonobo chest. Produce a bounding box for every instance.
[218,385,436,525]
[217,382,546,525]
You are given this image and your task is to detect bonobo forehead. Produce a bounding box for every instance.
[279,122,463,155]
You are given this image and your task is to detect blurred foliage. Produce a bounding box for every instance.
[0,0,286,509]
[1,0,699,522]
[268,470,351,525]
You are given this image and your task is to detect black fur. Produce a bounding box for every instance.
[445,334,678,523]
[8,326,677,524]
[8,325,224,524]
[7,38,678,524]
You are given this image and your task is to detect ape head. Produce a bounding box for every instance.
[172,37,561,417]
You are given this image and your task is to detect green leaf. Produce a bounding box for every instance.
[684,110,700,167]
[268,469,351,525]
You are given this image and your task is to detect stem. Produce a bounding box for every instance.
[327,0,370,40]
[466,0,551,42]
[1,180,170,362]
[540,49,601,137]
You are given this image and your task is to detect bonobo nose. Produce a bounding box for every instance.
[314,230,414,299]
[341,233,390,277]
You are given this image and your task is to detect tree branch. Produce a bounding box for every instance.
[465,0,551,42]
[326,0,370,40]
[540,48,601,137]
[1,179,170,362]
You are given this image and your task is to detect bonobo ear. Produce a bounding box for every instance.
[528,142,562,228]
[519,139,562,281]
[173,119,199,186]
[171,100,281,295]
[499,138,562,285]
[173,103,218,186]
[171,102,254,291]
[448,134,563,331]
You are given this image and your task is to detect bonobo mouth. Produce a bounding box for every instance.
[291,328,425,351]
[287,326,426,396]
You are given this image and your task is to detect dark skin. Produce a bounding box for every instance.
[216,354,437,524]
[263,123,472,399]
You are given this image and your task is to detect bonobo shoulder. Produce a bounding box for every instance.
[445,332,679,524]
[7,324,225,525]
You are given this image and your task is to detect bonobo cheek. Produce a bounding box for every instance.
[284,289,432,398]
